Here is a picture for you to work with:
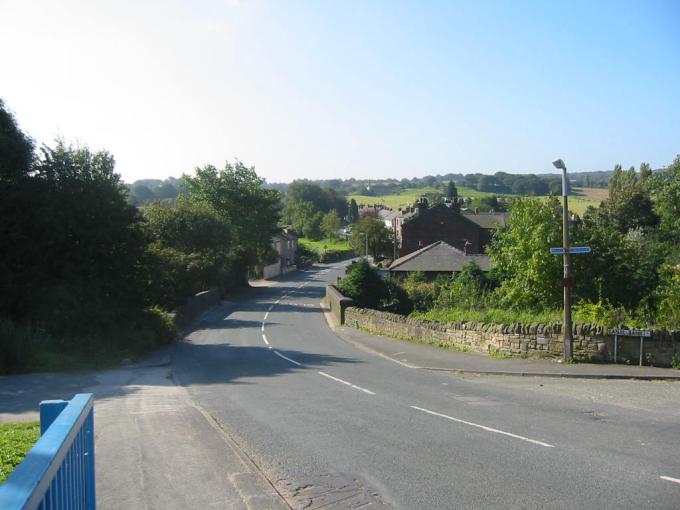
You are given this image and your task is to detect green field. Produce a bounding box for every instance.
[348,186,600,216]
[299,237,352,252]
[0,422,40,484]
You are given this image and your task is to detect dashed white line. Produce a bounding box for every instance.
[410,405,554,448]
[268,305,274,312]
[392,351,405,356]
[261,334,270,345]
[264,311,269,320]
[318,371,376,395]
[660,476,680,485]
[273,350,303,366]
[261,324,265,332]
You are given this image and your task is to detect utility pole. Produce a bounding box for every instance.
[553,158,573,359]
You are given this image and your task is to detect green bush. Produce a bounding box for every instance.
[339,259,386,309]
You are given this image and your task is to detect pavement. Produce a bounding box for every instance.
[0,346,290,510]
[329,317,680,380]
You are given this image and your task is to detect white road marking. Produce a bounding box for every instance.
[410,405,554,448]
[392,351,405,356]
[264,311,269,321]
[317,371,376,395]
[261,324,265,332]
[273,350,303,366]
[268,305,274,312]
[261,334,269,345]
[660,476,680,485]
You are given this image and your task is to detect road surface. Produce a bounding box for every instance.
[174,262,680,509]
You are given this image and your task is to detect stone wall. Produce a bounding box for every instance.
[325,285,354,326]
[344,306,680,365]
[174,288,221,329]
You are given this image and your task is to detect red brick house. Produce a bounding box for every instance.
[397,199,507,256]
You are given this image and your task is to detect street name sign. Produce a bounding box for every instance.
[549,246,592,255]
[608,328,652,337]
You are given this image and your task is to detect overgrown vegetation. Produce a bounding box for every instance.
[0,99,280,374]
[0,422,40,484]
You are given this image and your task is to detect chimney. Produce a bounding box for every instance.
[417,197,429,215]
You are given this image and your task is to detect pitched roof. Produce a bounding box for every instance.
[389,241,491,272]
[461,211,509,229]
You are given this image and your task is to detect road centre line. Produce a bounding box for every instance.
[261,334,269,345]
[317,371,376,395]
[660,476,680,485]
[264,311,269,320]
[273,350,303,366]
[410,405,554,448]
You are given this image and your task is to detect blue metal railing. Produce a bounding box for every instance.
[0,393,96,510]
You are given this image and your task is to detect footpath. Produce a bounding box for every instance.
[324,311,680,381]
[0,345,290,510]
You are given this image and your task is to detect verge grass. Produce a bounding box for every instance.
[411,308,563,325]
[0,422,40,484]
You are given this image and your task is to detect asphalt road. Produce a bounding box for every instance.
[174,262,680,510]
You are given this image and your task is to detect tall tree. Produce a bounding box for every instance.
[0,99,34,183]
[488,196,563,309]
[183,161,281,265]
[321,210,341,240]
[348,198,359,224]
[446,181,458,200]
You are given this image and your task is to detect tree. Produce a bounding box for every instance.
[649,155,680,244]
[348,198,359,224]
[2,141,148,333]
[321,210,341,240]
[349,217,393,259]
[446,181,458,200]
[602,163,657,234]
[183,161,281,266]
[339,259,385,309]
[130,183,155,205]
[488,197,563,309]
[0,99,34,183]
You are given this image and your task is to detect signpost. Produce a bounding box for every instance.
[607,328,652,365]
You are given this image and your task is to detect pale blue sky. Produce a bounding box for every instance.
[1,0,678,182]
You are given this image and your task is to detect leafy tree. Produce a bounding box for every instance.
[303,211,324,240]
[2,141,148,333]
[348,198,359,224]
[321,210,341,240]
[183,161,281,266]
[649,155,680,244]
[130,183,155,204]
[154,182,179,200]
[446,181,458,199]
[488,197,563,309]
[469,195,507,212]
[143,200,231,254]
[0,99,34,183]
[602,163,657,234]
[349,217,393,258]
[339,259,385,309]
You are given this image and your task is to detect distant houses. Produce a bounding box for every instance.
[383,197,506,257]
[263,229,298,279]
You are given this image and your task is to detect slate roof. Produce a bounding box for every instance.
[389,241,491,272]
[461,211,509,229]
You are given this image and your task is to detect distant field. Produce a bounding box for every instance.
[348,186,488,210]
[348,185,602,216]
[299,237,351,252]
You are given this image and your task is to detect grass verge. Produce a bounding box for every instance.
[411,308,563,325]
[0,422,40,484]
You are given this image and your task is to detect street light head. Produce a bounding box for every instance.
[552,158,566,170]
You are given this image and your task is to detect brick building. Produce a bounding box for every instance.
[396,199,507,257]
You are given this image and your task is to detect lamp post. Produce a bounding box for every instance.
[552,158,573,359]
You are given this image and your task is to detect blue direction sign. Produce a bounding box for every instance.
[550,246,591,255]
